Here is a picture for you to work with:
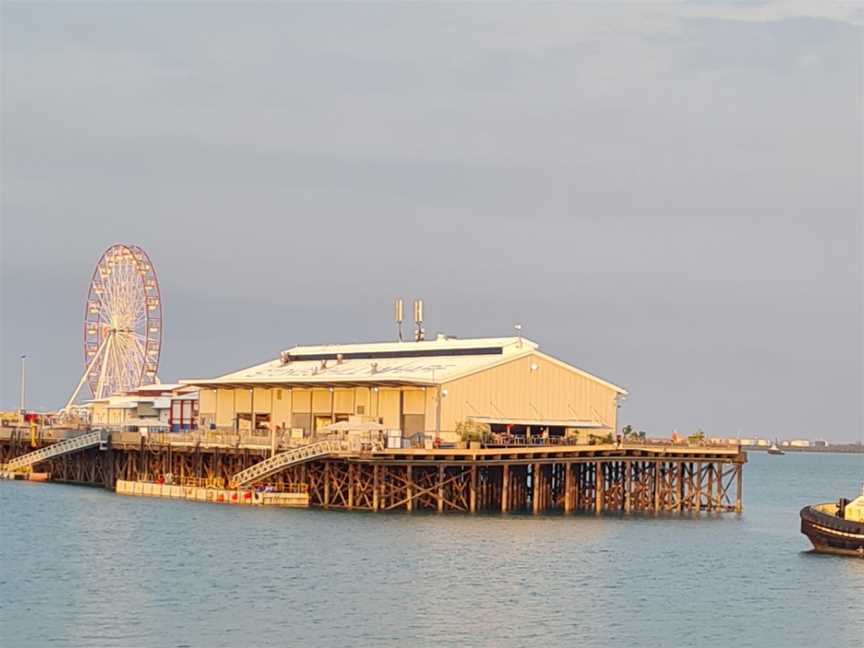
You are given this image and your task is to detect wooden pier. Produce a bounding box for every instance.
[0,430,746,514]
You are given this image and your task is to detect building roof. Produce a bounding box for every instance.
[86,394,175,408]
[133,383,183,393]
[180,336,627,394]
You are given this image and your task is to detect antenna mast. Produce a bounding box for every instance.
[413,299,425,342]
[394,298,405,342]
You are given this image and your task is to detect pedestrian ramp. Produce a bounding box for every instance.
[232,439,342,487]
[1,430,107,472]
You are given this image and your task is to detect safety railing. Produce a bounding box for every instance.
[232,439,344,487]
[1,430,106,471]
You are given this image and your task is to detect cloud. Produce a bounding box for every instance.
[677,0,864,25]
[1,3,861,441]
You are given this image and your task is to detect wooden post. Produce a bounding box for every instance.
[470,465,477,512]
[574,464,581,511]
[372,464,379,511]
[502,464,510,513]
[406,464,413,512]
[735,463,743,513]
[323,461,330,509]
[104,434,114,490]
[711,462,718,510]
[564,463,573,513]
[654,462,661,511]
[716,462,724,510]
[532,463,541,514]
[676,462,683,512]
[437,464,445,513]
[696,462,703,513]
[347,463,354,510]
[624,460,631,513]
[594,461,603,514]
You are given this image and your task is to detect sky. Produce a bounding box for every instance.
[1,2,861,442]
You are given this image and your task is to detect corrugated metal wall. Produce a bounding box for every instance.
[440,353,618,433]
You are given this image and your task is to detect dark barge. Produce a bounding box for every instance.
[800,498,864,558]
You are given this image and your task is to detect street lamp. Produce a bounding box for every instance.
[19,355,27,413]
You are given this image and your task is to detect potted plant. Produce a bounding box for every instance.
[456,420,490,449]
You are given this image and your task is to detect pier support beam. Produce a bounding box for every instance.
[696,462,703,512]
[406,464,413,512]
[624,460,631,513]
[501,465,509,513]
[736,463,743,513]
[564,463,573,513]
[469,465,477,512]
[594,461,603,514]
[532,463,541,514]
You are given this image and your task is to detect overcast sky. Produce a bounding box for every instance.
[1,2,861,442]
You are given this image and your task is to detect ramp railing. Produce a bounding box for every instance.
[232,439,343,487]
[2,430,107,471]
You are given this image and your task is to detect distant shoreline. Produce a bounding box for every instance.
[746,444,863,455]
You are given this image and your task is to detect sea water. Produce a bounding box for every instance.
[1,452,862,647]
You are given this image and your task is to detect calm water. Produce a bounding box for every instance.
[1,452,862,647]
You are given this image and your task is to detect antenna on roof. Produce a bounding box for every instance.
[394,298,404,342]
[514,323,523,348]
[413,299,425,342]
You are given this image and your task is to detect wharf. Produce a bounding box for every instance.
[0,428,746,514]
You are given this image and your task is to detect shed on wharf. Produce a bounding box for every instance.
[181,334,627,446]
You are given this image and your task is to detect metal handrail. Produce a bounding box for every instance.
[1,430,105,471]
[232,439,343,487]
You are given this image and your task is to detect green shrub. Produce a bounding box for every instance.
[456,420,491,443]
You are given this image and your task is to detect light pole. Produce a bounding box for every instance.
[19,355,27,413]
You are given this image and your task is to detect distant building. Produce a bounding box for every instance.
[88,384,199,434]
[790,440,811,448]
[813,439,828,448]
[756,439,771,447]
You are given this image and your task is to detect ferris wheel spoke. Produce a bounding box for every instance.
[119,332,143,368]
[94,334,114,399]
[130,334,148,371]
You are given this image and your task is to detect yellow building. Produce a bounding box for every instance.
[180,336,626,443]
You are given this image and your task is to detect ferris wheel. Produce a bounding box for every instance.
[64,244,162,410]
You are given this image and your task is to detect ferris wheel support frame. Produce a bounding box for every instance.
[94,333,114,403]
[62,334,110,412]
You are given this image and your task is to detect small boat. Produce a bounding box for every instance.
[800,487,864,558]
[767,442,785,455]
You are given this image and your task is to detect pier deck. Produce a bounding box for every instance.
[0,429,746,514]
